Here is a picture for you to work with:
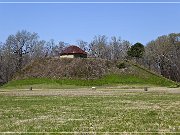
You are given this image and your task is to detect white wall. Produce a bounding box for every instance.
[60,55,74,58]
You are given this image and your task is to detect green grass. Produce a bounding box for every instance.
[0,91,179,133]
[1,73,178,89]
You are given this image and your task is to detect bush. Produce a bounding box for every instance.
[116,62,126,69]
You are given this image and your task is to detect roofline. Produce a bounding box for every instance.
[60,52,87,55]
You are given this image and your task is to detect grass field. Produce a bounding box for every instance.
[0,87,179,134]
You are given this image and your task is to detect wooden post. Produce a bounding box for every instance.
[144,87,148,91]
[30,87,32,91]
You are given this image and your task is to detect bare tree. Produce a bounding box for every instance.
[109,37,131,60]
[77,40,88,52]
[5,30,39,71]
[30,40,46,60]
[0,30,46,82]
[89,35,108,58]
[88,35,131,60]
[45,39,56,57]
[0,42,17,82]
[145,33,180,82]
[0,42,4,84]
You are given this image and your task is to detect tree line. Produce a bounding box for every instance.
[0,30,179,84]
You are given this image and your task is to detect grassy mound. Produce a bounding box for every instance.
[2,74,177,89]
[1,58,178,89]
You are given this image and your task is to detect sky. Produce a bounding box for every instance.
[0,0,180,45]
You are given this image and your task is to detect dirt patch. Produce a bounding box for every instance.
[0,87,179,97]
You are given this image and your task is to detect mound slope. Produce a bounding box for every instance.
[3,58,177,88]
[15,58,119,80]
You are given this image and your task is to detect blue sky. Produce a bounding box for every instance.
[0,0,180,45]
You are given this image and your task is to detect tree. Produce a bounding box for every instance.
[45,39,56,57]
[0,43,4,84]
[145,33,180,82]
[89,35,108,58]
[0,42,17,82]
[31,40,46,59]
[88,35,131,60]
[127,42,145,59]
[109,37,131,60]
[5,30,39,71]
[0,30,47,83]
[109,37,122,60]
[77,40,88,52]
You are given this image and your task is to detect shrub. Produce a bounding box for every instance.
[116,62,126,69]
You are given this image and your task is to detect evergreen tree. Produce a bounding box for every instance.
[127,42,145,58]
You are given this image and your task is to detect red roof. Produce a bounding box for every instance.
[61,45,87,55]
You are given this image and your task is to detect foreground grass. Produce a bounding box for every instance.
[0,90,179,133]
[1,73,178,89]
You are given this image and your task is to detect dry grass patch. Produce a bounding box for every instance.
[0,87,179,133]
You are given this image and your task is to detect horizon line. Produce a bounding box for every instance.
[0,1,180,4]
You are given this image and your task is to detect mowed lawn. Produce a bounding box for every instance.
[0,88,179,134]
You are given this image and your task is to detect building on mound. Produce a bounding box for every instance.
[60,45,87,58]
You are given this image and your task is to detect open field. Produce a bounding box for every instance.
[0,87,180,134]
